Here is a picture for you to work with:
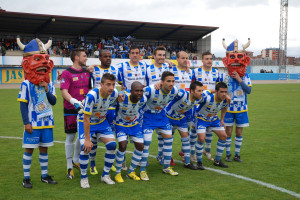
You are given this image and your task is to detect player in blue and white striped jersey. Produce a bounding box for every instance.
[113,82,147,183]
[77,73,124,188]
[117,46,147,90]
[194,82,229,168]
[219,71,252,162]
[89,50,120,175]
[140,71,179,180]
[191,51,220,161]
[165,81,210,170]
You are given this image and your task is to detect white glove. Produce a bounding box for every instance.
[70,98,84,113]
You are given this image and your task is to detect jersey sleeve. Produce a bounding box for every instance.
[48,81,57,98]
[143,86,151,99]
[17,81,29,103]
[244,74,252,86]
[117,63,123,84]
[145,66,150,86]
[83,91,96,115]
[192,69,196,82]
[60,70,71,90]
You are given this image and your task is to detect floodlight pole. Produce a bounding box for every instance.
[279,0,288,73]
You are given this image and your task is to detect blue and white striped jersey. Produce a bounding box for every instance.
[145,63,170,86]
[165,89,210,120]
[143,85,178,114]
[170,66,193,91]
[17,80,56,129]
[114,93,147,127]
[117,61,147,90]
[219,73,251,113]
[192,66,219,90]
[92,65,118,88]
[78,88,119,124]
[195,93,228,122]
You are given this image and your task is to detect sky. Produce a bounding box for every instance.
[1,0,299,57]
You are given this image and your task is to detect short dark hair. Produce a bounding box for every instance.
[202,51,212,59]
[70,48,85,62]
[101,73,116,83]
[99,49,111,57]
[190,81,203,91]
[129,45,140,53]
[176,51,187,59]
[215,81,227,91]
[154,46,166,56]
[161,71,174,81]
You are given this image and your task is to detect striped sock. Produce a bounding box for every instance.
[89,137,98,167]
[157,134,163,158]
[195,141,204,162]
[128,149,143,174]
[215,139,226,161]
[140,132,153,172]
[235,136,243,155]
[79,148,89,179]
[115,150,125,174]
[23,152,32,179]
[163,137,173,169]
[190,127,197,156]
[205,131,213,153]
[39,152,48,178]
[102,141,116,177]
[226,137,232,155]
[181,136,190,164]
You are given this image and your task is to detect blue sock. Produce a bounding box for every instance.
[140,132,153,172]
[115,150,125,174]
[196,141,204,162]
[163,137,173,169]
[79,147,89,179]
[157,134,163,158]
[128,149,143,174]
[39,152,48,178]
[89,137,97,167]
[102,141,116,177]
[190,127,197,155]
[23,152,32,179]
[181,136,190,164]
[205,131,213,153]
[226,137,232,155]
[235,136,243,155]
[215,139,226,161]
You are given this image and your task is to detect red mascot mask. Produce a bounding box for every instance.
[17,37,54,85]
[222,39,251,77]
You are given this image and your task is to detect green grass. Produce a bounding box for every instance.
[0,84,300,200]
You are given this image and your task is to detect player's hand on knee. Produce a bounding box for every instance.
[25,123,33,133]
[83,140,93,153]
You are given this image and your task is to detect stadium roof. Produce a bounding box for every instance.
[0,9,218,41]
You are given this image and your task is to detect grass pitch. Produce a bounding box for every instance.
[0,84,299,200]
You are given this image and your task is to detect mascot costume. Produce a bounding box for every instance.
[17,36,58,188]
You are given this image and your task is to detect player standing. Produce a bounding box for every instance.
[60,49,91,179]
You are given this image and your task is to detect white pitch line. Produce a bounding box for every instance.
[1,135,299,199]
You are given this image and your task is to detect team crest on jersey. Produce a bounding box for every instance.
[143,129,153,134]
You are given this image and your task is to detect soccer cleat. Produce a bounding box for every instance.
[90,166,98,175]
[162,167,179,176]
[111,165,116,172]
[197,161,205,170]
[214,159,228,168]
[115,173,124,183]
[170,157,176,166]
[225,154,232,162]
[190,154,197,162]
[41,175,58,184]
[72,161,80,170]
[234,154,243,162]
[80,178,90,189]
[204,151,214,161]
[179,151,185,162]
[22,178,32,189]
[122,162,128,171]
[126,172,140,181]
[140,171,149,181]
[66,168,74,179]
[184,163,198,170]
[101,175,115,185]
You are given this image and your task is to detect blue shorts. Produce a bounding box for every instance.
[185,109,194,125]
[142,111,172,135]
[167,115,188,132]
[115,123,143,143]
[195,118,225,134]
[78,119,114,145]
[106,108,116,126]
[22,128,54,148]
[224,112,249,127]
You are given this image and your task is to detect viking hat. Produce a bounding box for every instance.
[222,38,250,54]
[16,36,52,57]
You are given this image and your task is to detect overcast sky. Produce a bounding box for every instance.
[1,0,299,57]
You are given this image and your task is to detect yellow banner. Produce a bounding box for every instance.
[2,69,24,83]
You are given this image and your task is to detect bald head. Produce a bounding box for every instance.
[130,81,144,102]
[131,81,143,90]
